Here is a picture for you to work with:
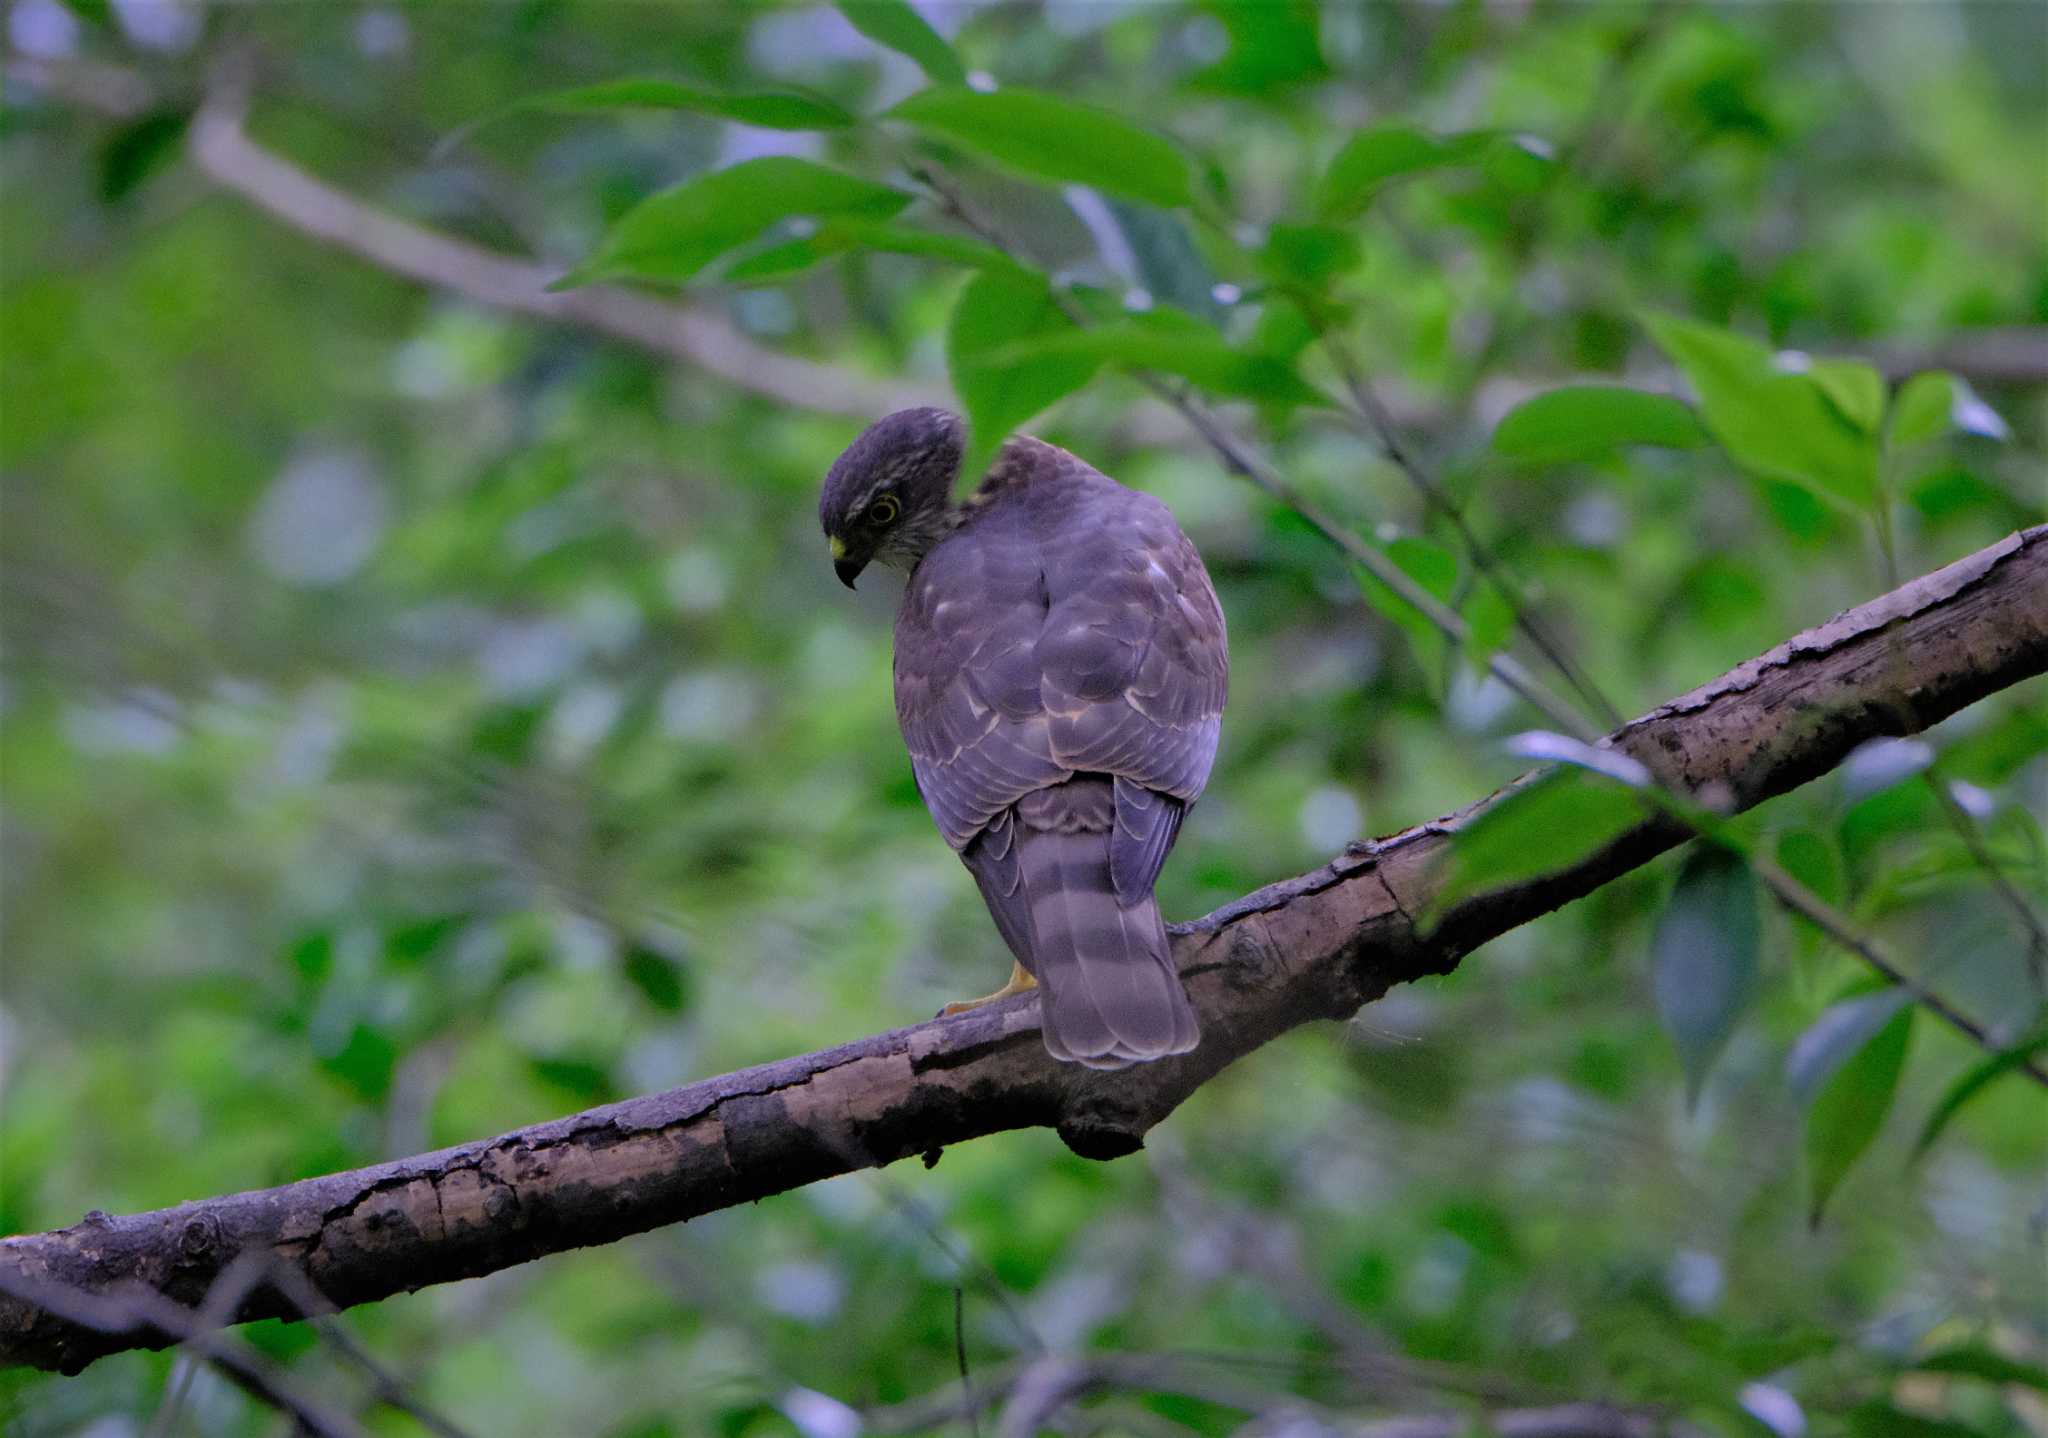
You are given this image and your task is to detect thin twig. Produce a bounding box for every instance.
[1320,333,1626,730]
[1752,854,2048,1086]
[955,1287,982,1438]
[0,1269,367,1438]
[1923,773,2048,990]
[911,166,1596,739]
[913,164,2041,1084]
[8,55,944,422]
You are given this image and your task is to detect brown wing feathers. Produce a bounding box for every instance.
[893,435,1226,1067]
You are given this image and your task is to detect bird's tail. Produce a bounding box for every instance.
[1015,822,1200,1070]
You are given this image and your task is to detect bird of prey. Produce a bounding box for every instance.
[819,409,1227,1068]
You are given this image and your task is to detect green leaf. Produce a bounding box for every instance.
[529,1056,617,1103]
[1433,771,1652,915]
[1808,357,1886,433]
[1479,132,1556,195]
[98,109,191,203]
[1462,582,1515,674]
[1652,846,1761,1103]
[1844,1403,1983,1438]
[1502,731,1652,789]
[838,0,965,84]
[1793,988,1914,1223]
[458,78,856,141]
[1775,828,1844,908]
[623,944,691,1014]
[1105,200,1222,321]
[947,268,1099,484]
[1912,1344,2048,1390]
[890,87,1195,209]
[1355,535,1458,675]
[1258,223,1363,291]
[990,317,1321,405]
[1642,312,1880,508]
[559,158,910,287]
[1187,0,1328,94]
[1888,371,1958,449]
[1492,386,1707,463]
[321,1024,399,1102]
[1911,1030,2048,1160]
[1788,986,1912,1100]
[1316,126,1484,220]
[722,220,1019,284]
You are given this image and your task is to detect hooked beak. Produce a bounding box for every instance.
[827,535,863,590]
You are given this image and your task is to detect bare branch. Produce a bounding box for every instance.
[3,525,2042,1374]
[9,55,945,421]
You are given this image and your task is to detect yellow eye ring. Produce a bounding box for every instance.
[867,495,900,525]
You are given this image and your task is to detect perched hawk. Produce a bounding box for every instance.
[820,409,1227,1068]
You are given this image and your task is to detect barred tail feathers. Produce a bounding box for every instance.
[1013,817,1199,1070]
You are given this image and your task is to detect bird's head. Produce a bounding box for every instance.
[818,408,965,589]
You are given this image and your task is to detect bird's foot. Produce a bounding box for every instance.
[938,960,1038,1017]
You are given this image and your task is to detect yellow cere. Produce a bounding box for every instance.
[828,535,847,559]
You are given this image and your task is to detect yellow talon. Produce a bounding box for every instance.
[939,960,1038,1016]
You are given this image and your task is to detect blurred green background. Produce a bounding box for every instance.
[2,1,2044,1434]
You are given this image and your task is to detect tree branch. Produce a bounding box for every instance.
[3,526,2042,1374]
[9,55,945,421]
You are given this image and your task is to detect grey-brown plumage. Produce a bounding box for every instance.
[820,409,1227,1068]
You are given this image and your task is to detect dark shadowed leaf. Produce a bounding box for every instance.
[1912,1345,2048,1390]
[529,1056,617,1103]
[1792,987,1913,1222]
[1844,1402,1979,1438]
[1652,846,1761,1103]
[723,220,1019,283]
[892,87,1195,209]
[1492,386,1707,463]
[322,1024,398,1102]
[948,268,1099,483]
[558,158,910,287]
[1105,200,1222,321]
[1433,770,1652,914]
[452,79,855,147]
[1911,1030,2048,1160]
[98,109,191,203]
[1643,312,1880,508]
[386,914,465,966]
[623,944,691,1014]
[838,0,965,84]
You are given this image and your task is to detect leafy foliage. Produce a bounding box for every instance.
[890,86,1198,209]
[1651,845,1761,1103]
[3,0,2043,1433]
[559,157,910,286]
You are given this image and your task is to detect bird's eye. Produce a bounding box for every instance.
[866,495,901,525]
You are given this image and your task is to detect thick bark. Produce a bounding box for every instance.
[3,526,2044,1373]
